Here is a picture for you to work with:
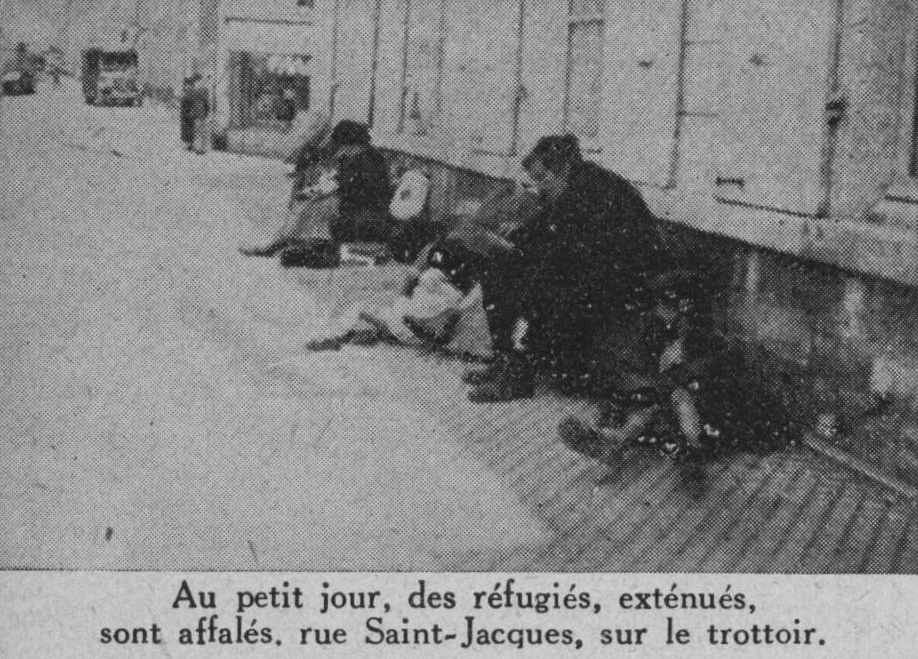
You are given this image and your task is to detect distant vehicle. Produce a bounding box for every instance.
[81,48,142,106]
[2,69,36,95]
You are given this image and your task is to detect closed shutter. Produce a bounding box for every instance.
[330,0,377,123]
[442,0,523,155]
[372,0,408,133]
[401,0,446,135]
[602,0,684,187]
[716,0,841,216]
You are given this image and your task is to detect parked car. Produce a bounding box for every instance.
[2,69,36,95]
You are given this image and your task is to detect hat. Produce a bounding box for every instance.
[329,120,371,148]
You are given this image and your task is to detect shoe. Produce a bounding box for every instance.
[559,416,622,462]
[467,356,534,403]
[239,240,290,257]
[661,440,709,466]
[305,335,349,351]
[461,360,505,385]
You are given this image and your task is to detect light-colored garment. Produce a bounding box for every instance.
[370,268,464,344]
[283,110,332,163]
[360,270,493,359]
[277,194,339,242]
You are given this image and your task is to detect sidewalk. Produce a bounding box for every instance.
[227,139,918,573]
[304,342,918,573]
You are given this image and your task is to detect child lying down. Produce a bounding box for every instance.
[305,264,494,361]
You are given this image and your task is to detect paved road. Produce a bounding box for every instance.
[0,81,550,570]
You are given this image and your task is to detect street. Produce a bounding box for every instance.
[4,79,918,573]
[0,79,552,570]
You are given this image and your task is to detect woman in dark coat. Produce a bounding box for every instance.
[239,120,393,257]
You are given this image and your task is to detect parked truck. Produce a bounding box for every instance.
[81,48,141,106]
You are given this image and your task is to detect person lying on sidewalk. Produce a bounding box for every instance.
[304,260,494,361]
[461,134,673,403]
[239,120,393,258]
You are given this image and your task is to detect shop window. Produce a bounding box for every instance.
[564,1,604,144]
[230,52,311,130]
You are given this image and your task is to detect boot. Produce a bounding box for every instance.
[403,310,460,346]
[461,359,505,385]
[467,353,535,403]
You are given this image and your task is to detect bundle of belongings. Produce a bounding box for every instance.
[559,269,797,473]
[305,182,544,361]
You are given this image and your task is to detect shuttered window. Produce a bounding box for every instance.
[564,1,604,146]
[602,0,684,187]
[329,0,378,123]
[398,0,447,136]
[442,0,525,155]
[716,0,840,216]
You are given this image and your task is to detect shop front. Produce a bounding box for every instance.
[214,8,329,158]
[229,52,311,127]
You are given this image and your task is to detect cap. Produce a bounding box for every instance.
[329,120,371,148]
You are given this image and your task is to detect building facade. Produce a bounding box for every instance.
[208,0,918,485]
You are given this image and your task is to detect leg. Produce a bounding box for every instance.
[460,257,524,383]
[306,316,385,351]
[330,208,393,244]
[281,195,337,242]
[192,118,205,154]
[240,196,337,257]
[559,406,662,463]
[671,387,703,448]
[524,292,600,388]
[478,260,524,355]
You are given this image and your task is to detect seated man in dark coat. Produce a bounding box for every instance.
[465,134,673,402]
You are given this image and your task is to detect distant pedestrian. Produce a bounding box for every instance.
[190,76,210,155]
[180,77,195,150]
